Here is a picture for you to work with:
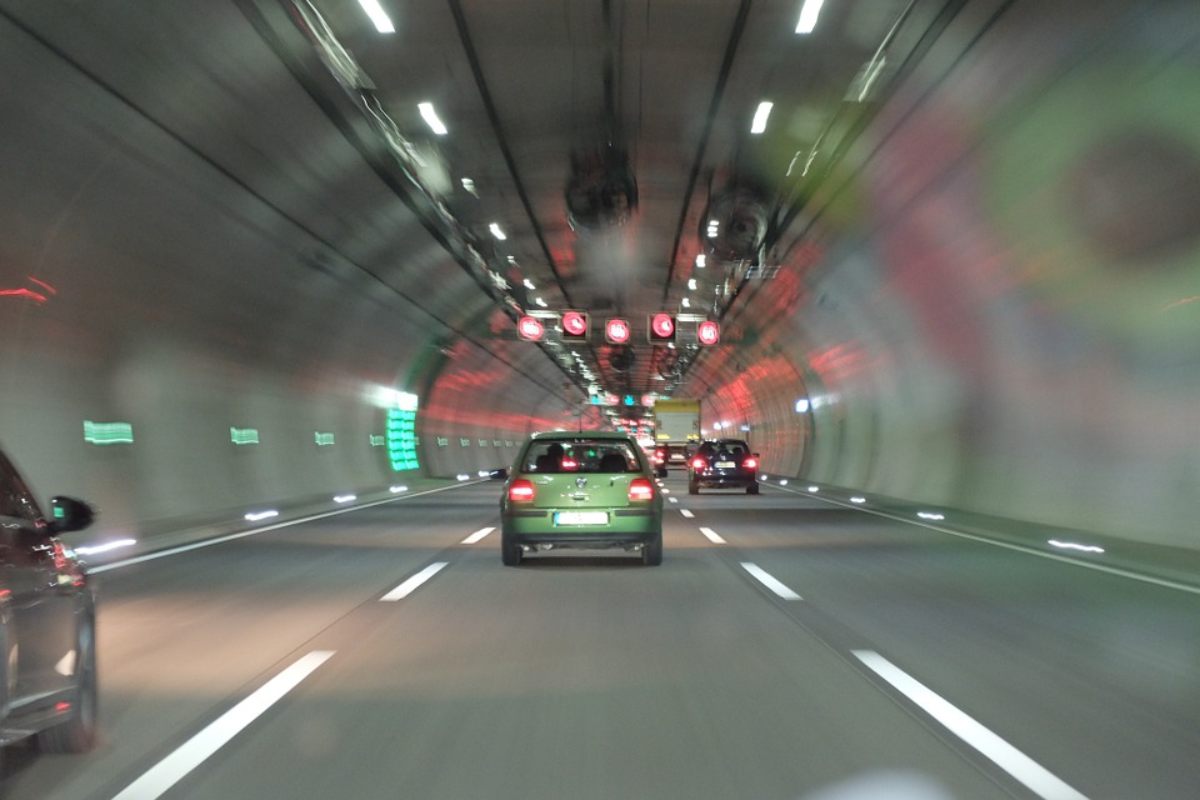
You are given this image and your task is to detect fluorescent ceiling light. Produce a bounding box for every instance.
[488,222,507,240]
[695,254,707,268]
[523,279,535,290]
[795,0,825,34]
[681,297,691,308]
[357,0,395,33]
[535,297,548,308]
[687,278,698,290]
[417,102,448,135]
[751,101,774,134]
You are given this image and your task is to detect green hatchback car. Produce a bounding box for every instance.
[500,431,664,566]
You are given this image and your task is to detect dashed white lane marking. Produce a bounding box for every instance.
[680,509,695,519]
[853,651,1088,800]
[768,483,1200,598]
[380,562,448,601]
[668,497,678,504]
[112,650,336,800]
[740,562,801,600]
[699,527,726,544]
[461,526,495,544]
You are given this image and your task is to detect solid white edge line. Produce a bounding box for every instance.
[90,481,486,574]
[852,650,1088,800]
[380,562,448,601]
[112,650,335,800]
[765,483,1200,598]
[680,509,695,518]
[740,561,801,600]
[699,527,726,544]
[461,526,495,544]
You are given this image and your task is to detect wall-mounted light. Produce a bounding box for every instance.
[795,0,825,34]
[417,102,447,135]
[357,0,395,33]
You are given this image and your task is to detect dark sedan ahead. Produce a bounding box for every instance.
[688,439,760,495]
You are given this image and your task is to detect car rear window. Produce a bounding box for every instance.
[520,439,644,474]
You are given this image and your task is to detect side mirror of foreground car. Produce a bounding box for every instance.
[48,496,95,534]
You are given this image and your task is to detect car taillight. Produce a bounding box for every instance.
[508,479,535,502]
[628,478,654,502]
[561,457,578,471]
[691,457,706,470]
[743,457,758,470]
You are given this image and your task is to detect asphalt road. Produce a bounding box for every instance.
[6,474,1199,799]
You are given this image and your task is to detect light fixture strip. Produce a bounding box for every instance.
[750,101,774,134]
[417,102,448,135]
[357,0,396,34]
[795,0,825,34]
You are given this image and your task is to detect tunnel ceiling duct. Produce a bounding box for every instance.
[701,184,768,263]
[565,146,638,232]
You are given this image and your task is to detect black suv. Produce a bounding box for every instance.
[688,439,760,495]
[0,449,98,755]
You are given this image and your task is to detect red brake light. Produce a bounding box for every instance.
[743,457,758,470]
[561,456,578,471]
[508,479,536,502]
[691,457,706,470]
[628,478,654,502]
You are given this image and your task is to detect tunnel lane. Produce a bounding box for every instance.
[7,477,1199,799]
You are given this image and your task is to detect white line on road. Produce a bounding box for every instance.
[699,527,726,544]
[740,562,801,600]
[680,509,695,518]
[766,483,1200,598]
[461,526,495,544]
[381,562,448,601]
[853,650,1088,800]
[90,481,483,574]
[668,497,678,504]
[112,650,335,800]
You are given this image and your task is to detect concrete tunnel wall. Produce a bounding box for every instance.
[0,5,579,538]
[698,1,1200,548]
[1,2,1197,551]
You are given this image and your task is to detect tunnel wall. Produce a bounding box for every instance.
[0,6,573,537]
[700,1,1200,547]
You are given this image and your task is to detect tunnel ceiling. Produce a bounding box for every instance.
[224,0,915,412]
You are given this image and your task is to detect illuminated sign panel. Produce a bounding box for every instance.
[697,320,720,345]
[605,318,631,344]
[648,313,676,342]
[517,316,545,341]
[387,395,420,471]
[561,311,590,341]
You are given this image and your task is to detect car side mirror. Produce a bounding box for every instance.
[49,496,95,534]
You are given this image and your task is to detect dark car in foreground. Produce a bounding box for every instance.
[688,439,760,495]
[501,431,664,566]
[0,449,98,755]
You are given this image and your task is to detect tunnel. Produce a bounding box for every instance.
[1,1,1198,798]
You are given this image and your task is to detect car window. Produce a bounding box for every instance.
[0,454,41,522]
[521,439,643,473]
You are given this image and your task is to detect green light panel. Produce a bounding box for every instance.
[387,406,419,471]
[314,432,335,446]
[84,420,133,445]
[369,435,385,447]
[230,427,260,445]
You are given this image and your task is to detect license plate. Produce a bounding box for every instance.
[555,511,609,526]
[716,461,736,469]
[670,454,684,461]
